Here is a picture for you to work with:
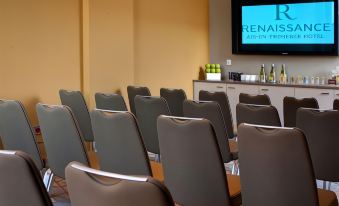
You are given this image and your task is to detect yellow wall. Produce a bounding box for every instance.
[134,0,209,98]
[0,0,82,123]
[88,0,135,108]
[0,0,209,119]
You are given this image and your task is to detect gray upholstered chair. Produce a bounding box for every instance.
[0,100,44,170]
[199,90,235,139]
[65,162,175,206]
[183,100,238,165]
[36,103,90,182]
[239,93,271,105]
[127,86,151,116]
[236,103,281,127]
[0,150,53,206]
[160,88,187,116]
[95,92,128,111]
[157,115,241,206]
[59,89,94,143]
[91,109,152,176]
[134,96,170,157]
[333,99,339,110]
[297,109,339,187]
[237,123,338,206]
[283,96,319,127]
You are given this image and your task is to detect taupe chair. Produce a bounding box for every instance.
[160,88,187,116]
[59,89,94,143]
[297,109,339,185]
[66,162,175,206]
[36,104,90,183]
[236,103,281,127]
[199,90,235,139]
[183,100,238,164]
[95,92,128,111]
[283,96,319,127]
[134,96,170,157]
[91,109,152,176]
[0,100,44,170]
[0,150,53,206]
[237,123,338,206]
[239,93,271,105]
[333,99,339,110]
[157,116,241,206]
[127,86,151,116]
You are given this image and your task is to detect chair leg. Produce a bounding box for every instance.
[328,182,332,190]
[92,141,97,152]
[323,181,327,190]
[155,154,161,162]
[43,168,54,193]
[231,160,239,175]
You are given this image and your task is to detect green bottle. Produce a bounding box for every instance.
[280,64,287,84]
[268,64,276,83]
[259,64,266,83]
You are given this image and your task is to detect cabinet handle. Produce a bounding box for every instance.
[321,92,330,95]
[261,89,269,92]
[228,87,235,89]
[216,86,224,89]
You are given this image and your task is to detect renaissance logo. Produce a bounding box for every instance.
[242,2,335,44]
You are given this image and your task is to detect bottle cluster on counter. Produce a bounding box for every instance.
[229,64,331,86]
[258,64,330,85]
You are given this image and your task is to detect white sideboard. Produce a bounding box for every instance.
[193,80,339,126]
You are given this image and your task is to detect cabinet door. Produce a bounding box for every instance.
[295,88,334,110]
[193,82,226,101]
[259,86,294,126]
[227,84,259,126]
[334,90,339,101]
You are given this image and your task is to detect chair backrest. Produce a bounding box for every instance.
[239,93,271,105]
[199,90,235,139]
[283,96,319,127]
[0,151,53,206]
[183,100,233,163]
[134,96,170,154]
[65,162,175,206]
[333,99,339,110]
[296,108,339,181]
[236,103,281,127]
[160,88,187,116]
[157,116,232,206]
[95,92,128,111]
[91,109,152,176]
[238,124,319,206]
[36,103,90,178]
[59,89,94,142]
[0,100,43,170]
[127,86,151,116]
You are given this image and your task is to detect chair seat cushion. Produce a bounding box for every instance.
[229,140,238,160]
[318,189,338,206]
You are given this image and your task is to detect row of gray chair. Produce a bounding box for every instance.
[2,113,338,206]
[59,87,187,144]
[236,92,320,127]
[1,90,338,206]
[126,86,187,117]
[0,98,242,205]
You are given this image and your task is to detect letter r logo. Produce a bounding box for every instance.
[276,5,297,20]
